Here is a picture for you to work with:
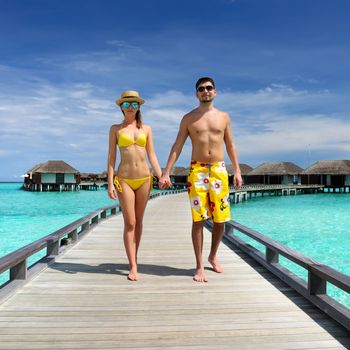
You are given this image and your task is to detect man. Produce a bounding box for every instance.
[160,77,242,282]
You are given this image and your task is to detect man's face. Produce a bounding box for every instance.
[196,82,216,103]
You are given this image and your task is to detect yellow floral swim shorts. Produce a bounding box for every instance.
[187,160,230,223]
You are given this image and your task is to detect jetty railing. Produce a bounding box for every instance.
[0,189,185,301]
[230,184,324,193]
[205,220,350,331]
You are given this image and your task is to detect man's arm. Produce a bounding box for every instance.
[224,114,242,189]
[159,116,189,187]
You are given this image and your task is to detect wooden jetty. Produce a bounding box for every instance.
[78,181,107,191]
[0,192,349,349]
[230,184,325,203]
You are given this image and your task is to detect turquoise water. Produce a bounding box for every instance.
[0,183,116,258]
[0,183,167,283]
[231,193,350,307]
[0,183,118,285]
[0,183,349,308]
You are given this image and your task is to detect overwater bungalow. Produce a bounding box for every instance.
[168,163,253,188]
[226,163,253,185]
[80,172,98,182]
[169,166,189,188]
[245,162,303,185]
[98,171,108,182]
[79,171,108,190]
[23,160,80,192]
[301,160,350,192]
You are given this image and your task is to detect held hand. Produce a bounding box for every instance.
[159,174,172,189]
[165,179,172,188]
[158,179,167,189]
[234,173,243,190]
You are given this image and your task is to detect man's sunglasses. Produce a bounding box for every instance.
[122,101,139,109]
[197,85,214,92]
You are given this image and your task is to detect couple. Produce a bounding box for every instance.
[107,77,242,282]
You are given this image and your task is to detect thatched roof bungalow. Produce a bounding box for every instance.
[171,166,189,176]
[301,160,350,187]
[168,163,253,187]
[80,173,97,182]
[98,171,108,181]
[23,160,80,191]
[169,166,189,188]
[80,172,107,182]
[246,162,303,185]
[226,163,253,185]
[226,163,253,175]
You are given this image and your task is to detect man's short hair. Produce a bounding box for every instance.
[195,77,216,90]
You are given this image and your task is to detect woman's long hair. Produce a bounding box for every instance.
[135,110,142,129]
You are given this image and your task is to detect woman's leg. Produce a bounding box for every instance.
[134,178,152,259]
[117,182,138,281]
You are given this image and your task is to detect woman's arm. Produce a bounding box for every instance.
[145,125,162,178]
[107,125,118,200]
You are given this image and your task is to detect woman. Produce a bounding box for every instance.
[107,90,162,281]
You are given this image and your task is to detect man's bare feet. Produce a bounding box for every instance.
[208,256,224,273]
[193,268,208,282]
[127,267,138,281]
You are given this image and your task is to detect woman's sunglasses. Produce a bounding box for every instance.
[121,101,139,109]
[197,85,214,92]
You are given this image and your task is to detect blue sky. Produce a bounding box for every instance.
[1,0,350,181]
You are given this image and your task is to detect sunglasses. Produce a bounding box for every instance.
[121,101,139,109]
[197,85,214,92]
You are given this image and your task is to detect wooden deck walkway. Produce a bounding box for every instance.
[0,193,349,349]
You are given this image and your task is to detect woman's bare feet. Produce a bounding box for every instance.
[193,268,208,282]
[208,256,224,273]
[127,266,138,281]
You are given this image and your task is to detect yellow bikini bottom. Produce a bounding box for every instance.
[114,176,153,192]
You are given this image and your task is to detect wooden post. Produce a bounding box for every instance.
[68,229,78,243]
[47,239,60,256]
[10,260,27,280]
[224,223,233,236]
[82,221,90,232]
[308,270,326,295]
[266,247,279,264]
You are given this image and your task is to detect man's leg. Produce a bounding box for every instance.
[192,220,208,282]
[208,162,230,273]
[208,222,225,273]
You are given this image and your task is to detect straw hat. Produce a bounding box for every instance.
[116,90,145,105]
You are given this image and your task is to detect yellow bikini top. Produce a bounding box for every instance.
[118,131,147,148]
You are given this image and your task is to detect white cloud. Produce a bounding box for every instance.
[207,85,348,164]
[218,84,330,114]
[0,148,21,157]
[141,84,350,166]
[1,67,349,178]
[106,40,141,51]
[236,115,350,156]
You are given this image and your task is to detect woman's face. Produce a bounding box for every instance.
[120,101,140,116]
